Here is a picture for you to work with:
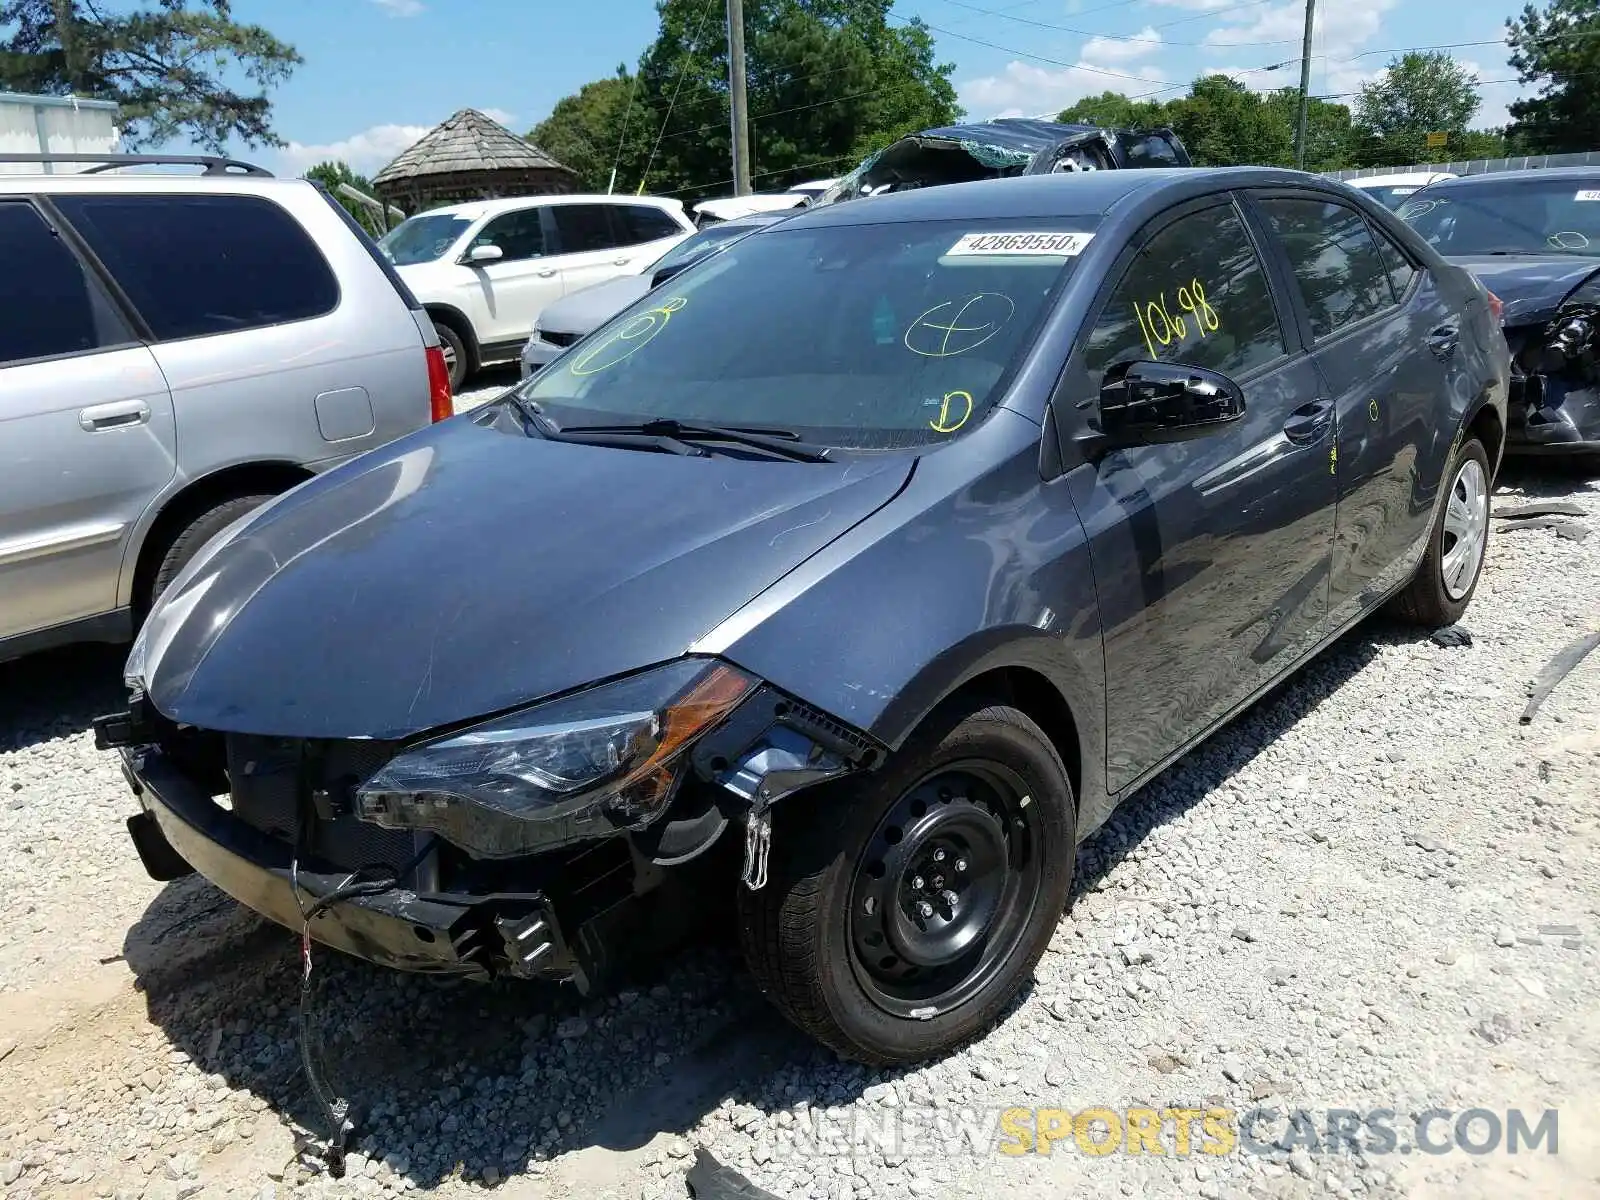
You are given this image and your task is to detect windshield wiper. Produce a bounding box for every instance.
[553,418,831,462]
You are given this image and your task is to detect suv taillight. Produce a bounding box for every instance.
[425,345,454,422]
[1486,290,1504,325]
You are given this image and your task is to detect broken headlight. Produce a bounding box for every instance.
[355,659,754,858]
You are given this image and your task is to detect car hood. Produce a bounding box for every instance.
[140,413,912,740]
[1444,255,1600,326]
[538,276,653,337]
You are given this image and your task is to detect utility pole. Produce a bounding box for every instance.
[1294,0,1317,170]
[726,0,752,195]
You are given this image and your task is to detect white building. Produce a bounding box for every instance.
[0,91,120,174]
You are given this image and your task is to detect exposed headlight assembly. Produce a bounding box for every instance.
[356,659,755,858]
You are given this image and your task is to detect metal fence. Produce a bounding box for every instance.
[1323,151,1600,180]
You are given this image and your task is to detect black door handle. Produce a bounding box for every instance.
[1283,398,1333,445]
[1427,323,1459,359]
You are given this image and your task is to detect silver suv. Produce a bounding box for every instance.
[0,154,453,663]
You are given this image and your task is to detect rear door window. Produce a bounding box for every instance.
[550,204,622,254]
[54,193,339,341]
[1256,197,1396,339]
[1369,225,1417,300]
[0,200,130,366]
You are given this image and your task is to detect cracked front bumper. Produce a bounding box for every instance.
[117,745,571,980]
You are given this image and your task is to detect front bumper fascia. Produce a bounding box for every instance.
[116,744,578,982]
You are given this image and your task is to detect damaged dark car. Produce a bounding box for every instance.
[1399,167,1600,470]
[101,166,1506,1067]
[813,117,1191,208]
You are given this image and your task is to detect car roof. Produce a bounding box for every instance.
[1424,167,1600,189]
[780,166,1327,229]
[410,193,686,221]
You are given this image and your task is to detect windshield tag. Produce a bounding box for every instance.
[1577,190,1600,201]
[946,231,1093,257]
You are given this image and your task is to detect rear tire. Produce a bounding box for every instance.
[147,494,273,613]
[433,320,469,392]
[737,701,1075,1065]
[1392,436,1491,627]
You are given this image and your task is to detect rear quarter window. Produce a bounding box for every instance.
[52,192,340,341]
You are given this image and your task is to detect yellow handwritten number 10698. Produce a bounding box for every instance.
[1134,278,1220,361]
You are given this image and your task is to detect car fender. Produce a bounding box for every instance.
[696,409,1113,832]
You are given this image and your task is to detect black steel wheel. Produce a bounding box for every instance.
[848,762,1042,1019]
[737,701,1075,1065]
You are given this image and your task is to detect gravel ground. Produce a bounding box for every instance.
[2,466,1598,1200]
[453,368,522,415]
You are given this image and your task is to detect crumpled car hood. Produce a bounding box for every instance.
[140,412,911,739]
[1445,255,1600,326]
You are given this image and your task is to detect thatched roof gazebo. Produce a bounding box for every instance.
[372,108,578,213]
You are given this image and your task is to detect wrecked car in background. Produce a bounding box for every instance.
[98,165,1505,1069]
[1400,167,1600,470]
[812,117,1191,207]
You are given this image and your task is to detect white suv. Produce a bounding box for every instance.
[380,194,694,388]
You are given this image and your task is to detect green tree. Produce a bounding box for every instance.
[1506,0,1600,153]
[534,0,959,204]
[1262,87,1353,172]
[1350,52,1480,166]
[304,160,385,237]
[1167,75,1294,167]
[1057,90,1173,129]
[0,0,300,149]
[530,71,643,192]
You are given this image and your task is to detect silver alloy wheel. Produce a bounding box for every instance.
[440,341,457,368]
[1441,457,1489,600]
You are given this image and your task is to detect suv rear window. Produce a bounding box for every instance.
[53,193,340,341]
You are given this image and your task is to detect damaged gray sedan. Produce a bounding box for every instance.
[99,166,1506,1066]
[1400,167,1600,469]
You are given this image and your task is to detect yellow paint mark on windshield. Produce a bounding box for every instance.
[904,293,1016,358]
[569,296,689,376]
[930,390,975,433]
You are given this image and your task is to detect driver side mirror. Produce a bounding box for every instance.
[1080,360,1245,458]
[463,243,504,265]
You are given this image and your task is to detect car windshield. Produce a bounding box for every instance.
[1398,178,1600,255]
[379,212,474,265]
[650,223,762,273]
[1359,184,1425,211]
[518,217,1094,450]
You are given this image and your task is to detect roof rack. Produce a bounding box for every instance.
[0,153,273,177]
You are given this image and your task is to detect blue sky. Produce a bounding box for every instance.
[206,0,1529,179]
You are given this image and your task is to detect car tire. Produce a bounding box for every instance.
[737,701,1076,1066]
[1392,436,1491,627]
[433,320,469,392]
[147,494,273,612]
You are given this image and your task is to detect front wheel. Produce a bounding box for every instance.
[1393,436,1491,627]
[737,702,1075,1065]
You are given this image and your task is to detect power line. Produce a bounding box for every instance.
[889,13,1171,86]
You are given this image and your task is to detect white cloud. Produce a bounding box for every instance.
[368,0,424,15]
[1080,27,1162,64]
[276,123,431,176]
[1204,0,1395,59]
[958,59,1167,119]
[1146,0,1239,9]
